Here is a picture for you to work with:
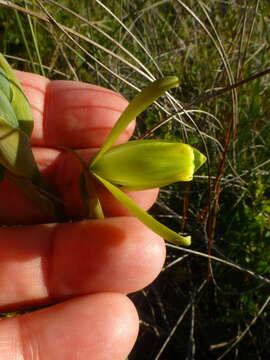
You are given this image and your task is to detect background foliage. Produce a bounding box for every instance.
[1,0,270,359]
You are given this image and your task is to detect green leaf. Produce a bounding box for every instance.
[91,77,179,167]
[91,140,206,190]
[0,53,34,136]
[0,68,11,100]
[0,55,38,179]
[0,54,62,218]
[0,89,19,128]
[0,120,19,172]
[93,172,191,246]
[0,120,39,178]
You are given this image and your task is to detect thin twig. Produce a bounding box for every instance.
[154,280,207,360]
[217,294,270,360]
[187,67,270,108]
[167,244,270,285]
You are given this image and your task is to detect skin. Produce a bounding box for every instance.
[0,71,166,360]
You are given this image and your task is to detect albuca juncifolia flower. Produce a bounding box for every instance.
[91,139,206,190]
[88,77,207,247]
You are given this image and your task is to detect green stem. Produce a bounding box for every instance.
[83,172,104,219]
[60,146,104,220]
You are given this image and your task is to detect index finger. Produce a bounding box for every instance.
[16,71,136,148]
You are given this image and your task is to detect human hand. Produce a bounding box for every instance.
[0,71,165,360]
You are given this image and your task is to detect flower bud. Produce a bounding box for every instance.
[91,140,206,190]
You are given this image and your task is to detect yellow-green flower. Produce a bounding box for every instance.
[89,77,206,247]
[91,140,206,190]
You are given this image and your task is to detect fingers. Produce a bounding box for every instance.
[16,71,135,148]
[0,147,159,224]
[0,293,138,360]
[0,217,165,311]
[2,71,146,224]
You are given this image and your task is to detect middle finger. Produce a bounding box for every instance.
[0,217,165,311]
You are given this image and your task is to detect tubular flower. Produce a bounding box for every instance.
[91,140,206,190]
[89,77,207,247]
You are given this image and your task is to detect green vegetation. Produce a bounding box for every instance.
[1,0,270,359]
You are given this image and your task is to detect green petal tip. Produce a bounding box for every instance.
[156,76,179,89]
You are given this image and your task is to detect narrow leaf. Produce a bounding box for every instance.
[0,119,39,178]
[0,120,19,172]
[93,172,191,246]
[0,68,11,100]
[91,77,179,167]
[0,89,19,128]
[0,53,34,135]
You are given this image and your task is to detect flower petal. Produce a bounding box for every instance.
[91,140,206,190]
[92,172,191,246]
[91,77,179,167]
